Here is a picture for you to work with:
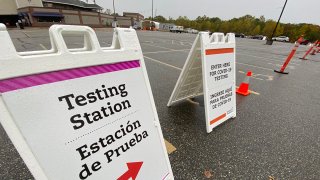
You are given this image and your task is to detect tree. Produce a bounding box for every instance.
[252,25,261,35]
[219,21,231,33]
[153,15,166,22]
[262,20,283,38]
[146,14,319,42]
[259,15,265,22]
[176,16,191,28]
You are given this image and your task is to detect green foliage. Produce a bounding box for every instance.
[152,14,320,42]
[262,20,284,38]
[153,15,167,22]
[252,25,261,35]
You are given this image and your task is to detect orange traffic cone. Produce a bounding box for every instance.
[236,71,252,96]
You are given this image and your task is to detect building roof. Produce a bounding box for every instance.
[42,0,102,9]
[123,12,144,16]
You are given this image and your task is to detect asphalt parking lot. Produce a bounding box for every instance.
[1,28,320,179]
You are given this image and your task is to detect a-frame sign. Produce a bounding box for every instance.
[168,32,236,133]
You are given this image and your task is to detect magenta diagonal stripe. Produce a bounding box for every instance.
[0,60,140,93]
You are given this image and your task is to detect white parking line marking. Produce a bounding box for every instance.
[144,49,189,54]
[22,32,30,38]
[237,62,274,71]
[144,56,261,95]
[238,71,264,81]
[268,62,295,69]
[144,55,182,70]
[238,53,301,65]
[142,43,177,51]
[39,44,47,50]
[238,70,274,81]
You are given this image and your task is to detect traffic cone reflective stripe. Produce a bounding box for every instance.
[236,71,251,96]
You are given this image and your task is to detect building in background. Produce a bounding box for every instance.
[123,12,144,29]
[0,0,144,28]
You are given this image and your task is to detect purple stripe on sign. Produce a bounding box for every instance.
[0,60,140,93]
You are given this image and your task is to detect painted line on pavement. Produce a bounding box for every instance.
[144,55,182,70]
[237,62,274,71]
[22,31,30,38]
[238,70,273,81]
[39,44,47,50]
[268,62,295,69]
[142,43,177,51]
[144,49,189,54]
[238,53,301,65]
[144,55,261,95]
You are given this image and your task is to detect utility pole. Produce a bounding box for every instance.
[151,0,154,21]
[112,0,117,27]
[266,0,288,45]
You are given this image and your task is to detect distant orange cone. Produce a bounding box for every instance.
[237,71,252,96]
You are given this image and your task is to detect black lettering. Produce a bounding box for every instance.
[90,142,100,154]
[126,121,133,133]
[83,112,94,124]
[107,86,119,97]
[92,161,101,172]
[135,133,142,143]
[92,111,102,121]
[76,145,91,160]
[104,150,114,163]
[115,130,122,139]
[70,114,85,130]
[100,106,109,117]
[118,84,128,97]
[142,131,149,138]
[101,85,110,98]
[120,125,126,136]
[120,142,130,153]
[132,120,141,129]
[95,89,104,100]
[114,103,122,112]
[106,135,115,144]
[129,138,136,146]
[107,102,114,115]
[75,95,87,106]
[121,100,131,110]
[99,138,108,148]
[58,94,75,110]
[79,164,92,180]
[86,92,97,104]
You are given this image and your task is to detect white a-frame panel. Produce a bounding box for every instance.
[167,32,210,106]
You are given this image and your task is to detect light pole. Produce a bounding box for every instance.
[266,0,288,45]
[112,0,117,27]
[151,0,153,21]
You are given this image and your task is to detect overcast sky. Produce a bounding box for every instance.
[95,0,319,25]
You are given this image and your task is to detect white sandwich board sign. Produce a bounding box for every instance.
[167,32,236,133]
[0,24,173,180]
